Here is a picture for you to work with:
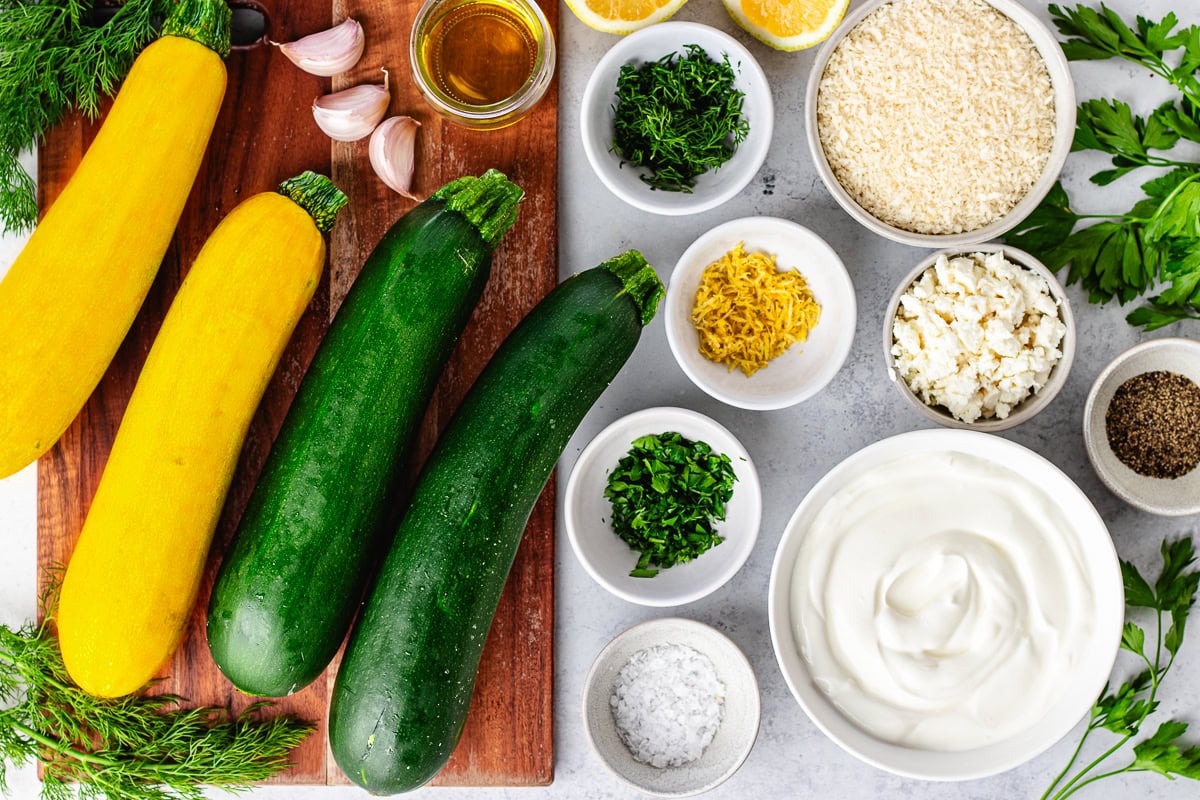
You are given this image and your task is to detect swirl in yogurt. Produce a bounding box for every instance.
[791,450,1095,751]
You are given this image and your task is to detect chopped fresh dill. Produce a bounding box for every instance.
[610,44,749,193]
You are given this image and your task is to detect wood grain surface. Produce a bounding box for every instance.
[36,0,556,786]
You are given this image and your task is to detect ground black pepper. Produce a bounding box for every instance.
[1105,370,1200,479]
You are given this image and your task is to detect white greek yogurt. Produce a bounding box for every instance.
[790,450,1095,751]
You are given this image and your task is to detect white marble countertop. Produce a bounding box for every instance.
[3,0,1200,797]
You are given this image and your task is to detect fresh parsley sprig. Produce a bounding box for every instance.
[1049,5,1200,107]
[0,611,312,800]
[1005,5,1200,330]
[0,0,171,232]
[604,432,737,578]
[1040,537,1200,800]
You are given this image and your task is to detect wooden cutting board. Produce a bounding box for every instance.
[35,0,556,786]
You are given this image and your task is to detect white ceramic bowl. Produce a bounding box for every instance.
[883,244,1076,431]
[665,217,856,410]
[582,617,761,797]
[1083,338,1200,516]
[768,429,1123,780]
[565,407,761,606]
[805,0,1076,247]
[580,22,773,216]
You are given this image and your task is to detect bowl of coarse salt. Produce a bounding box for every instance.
[805,0,1075,247]
[883,244,1076,431]
[582,617,760,797]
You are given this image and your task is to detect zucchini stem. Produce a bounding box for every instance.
[602,250,663,327]
[162,0,233,59]
[278,172,349,234]
[432,169,524,245]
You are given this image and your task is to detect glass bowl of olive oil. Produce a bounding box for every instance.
[410,0,555,130]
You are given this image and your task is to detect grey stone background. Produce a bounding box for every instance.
[1,0,1197,797]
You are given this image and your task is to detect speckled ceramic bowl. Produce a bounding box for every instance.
[582,617,761,797]
[883,244,1075,431]
[1083,338,1200,516]
[805,0,1075,247]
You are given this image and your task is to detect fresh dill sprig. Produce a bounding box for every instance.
[0,0,172,232]
[610,44,749,193]
[0,612,313,800]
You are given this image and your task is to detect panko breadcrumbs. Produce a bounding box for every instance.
[815,0,1056,235]
[691,243,821,377]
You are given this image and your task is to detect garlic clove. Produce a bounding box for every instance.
[312,68,390,142]
[275,19,365,77]
[369,116,421,199]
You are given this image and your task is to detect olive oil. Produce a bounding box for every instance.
[418,0,540,107]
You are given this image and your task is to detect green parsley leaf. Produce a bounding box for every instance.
[1121,622,1147,656]
[604,431,737,578]
[1131,721,1200,780]
[1123,558,1160,608]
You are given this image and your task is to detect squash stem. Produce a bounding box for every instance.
[602,250,663,327]
[432,169,524,246]
[161,0,233,59]
[278,172,349,234]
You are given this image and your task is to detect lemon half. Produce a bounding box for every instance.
[564,0,690,34]
[722,0,849,51]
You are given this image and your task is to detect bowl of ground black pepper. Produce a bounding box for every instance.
[1084,338,1200,516]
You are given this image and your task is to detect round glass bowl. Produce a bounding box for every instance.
[409,0,555,130]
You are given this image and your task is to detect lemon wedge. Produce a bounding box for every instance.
[722,0,849,51]
[564,0,690,34]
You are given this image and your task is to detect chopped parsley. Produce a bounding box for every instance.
[604,432,737,578]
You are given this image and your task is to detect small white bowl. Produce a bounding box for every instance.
[805,0,1075,247]
[580,22,773,216]
[664,217,856,410]
[1083,338,1200,516]
[768,429,1123,780]
[583,617,761,797]
[565,407,761,607]
[883,244,1075,431]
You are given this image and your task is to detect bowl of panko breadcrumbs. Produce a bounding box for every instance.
[664,217,856,410]
[806,0,1075,247]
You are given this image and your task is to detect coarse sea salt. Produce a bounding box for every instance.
[610,643,725,768]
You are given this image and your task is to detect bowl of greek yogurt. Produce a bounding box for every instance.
[768,429,1123,780]
[884,245,1075,431]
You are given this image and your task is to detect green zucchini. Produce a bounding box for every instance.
[328,251,663,793]
[206,171,523,698]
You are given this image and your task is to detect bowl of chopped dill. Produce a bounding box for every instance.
[579,21,773,216]
[565,406,762,607]
[664,217,856,409]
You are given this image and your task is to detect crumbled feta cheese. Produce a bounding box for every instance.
[891,251,1066,423]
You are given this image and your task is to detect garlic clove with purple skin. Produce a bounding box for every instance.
[275,19,365,77]
[312,68,390,142]
[369,116,421,199]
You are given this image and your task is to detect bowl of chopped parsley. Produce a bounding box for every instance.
[564,406,762,606]
[579,21,773,216]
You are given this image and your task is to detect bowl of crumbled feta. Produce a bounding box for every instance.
[884,245,1074,430]
[582,617,760,797]
[806,0,1075,246]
